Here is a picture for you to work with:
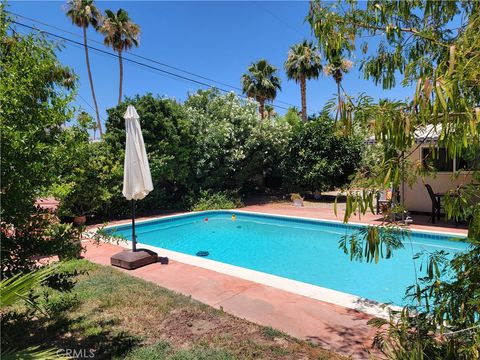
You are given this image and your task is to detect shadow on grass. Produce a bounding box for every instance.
[2,304,142,359]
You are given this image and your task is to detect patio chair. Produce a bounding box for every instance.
[376,190,391,215]
[425,184,442,223]
[376,188,413,223]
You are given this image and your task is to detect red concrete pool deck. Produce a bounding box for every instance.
[83,241,378,359]
[84,205,466,359]
[239,204,468,235]
[93,203,468,236]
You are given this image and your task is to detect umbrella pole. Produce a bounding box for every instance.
[132,199,136,252]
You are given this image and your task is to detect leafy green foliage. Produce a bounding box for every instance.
[101,89,292,214]
[1,266,70,359]
[1,13,74,225]
[52,118,122,220]
[283,115,362,192]
[190,191,243,211]
[338,225,406,264]
[103,93,194,214]
[369,243,480,359]
[1,346,68,360]
[308,1,480,357]
[308,1,480,231]
[185,90,259,191]
[281,107,303,129]
[0,12,84,277]
[185,90,292,192]
[0,266,54,308]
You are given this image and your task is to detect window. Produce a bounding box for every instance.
[422,147,480,172]
[457,155,480,171]
[422,147,454,172]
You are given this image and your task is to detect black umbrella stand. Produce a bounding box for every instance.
[110,199,158,270]
[132,199,136,252]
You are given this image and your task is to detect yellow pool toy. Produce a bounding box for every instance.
[231,214,237,221]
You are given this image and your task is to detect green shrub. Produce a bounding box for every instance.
[101,89,290,216]
[0,14,84,277]
[191,191,243,211]
[283,115,362,192]
[103,93,194,214]
[52,120,121,220]
[184,89,258,192]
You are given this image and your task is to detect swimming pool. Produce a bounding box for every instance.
[107,211,468,307]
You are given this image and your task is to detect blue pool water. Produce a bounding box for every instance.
[109,211,468,306]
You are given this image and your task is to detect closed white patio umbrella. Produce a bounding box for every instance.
[123,105,153,252]
[111,105,159,269]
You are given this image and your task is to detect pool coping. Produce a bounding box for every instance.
[102,209,469,238]
[94,209,467,319]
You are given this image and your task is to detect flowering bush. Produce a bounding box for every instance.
[283,115,362,192]
[96,90,361,217]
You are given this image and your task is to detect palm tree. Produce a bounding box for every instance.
[323,50,353,125]
[264,104,277,119]
[241,60,281,119]
[284,41,321,122]
[1,267,65,358]
[66,0,103,137]
[99,9,140,105]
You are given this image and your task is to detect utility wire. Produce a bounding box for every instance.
[253,2,306,37]
[76,92,106,121]
[8,13,306,112]
[12,20,292,112]
[7,12,244,93]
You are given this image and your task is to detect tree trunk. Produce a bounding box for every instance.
[118,50,123,105]
[83,26,102,137]
[300,76,307,122]
[334,80,341,129]
[258,100,265,120]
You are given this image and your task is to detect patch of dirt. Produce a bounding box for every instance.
[159,307,258,347]
[155,307,345,360]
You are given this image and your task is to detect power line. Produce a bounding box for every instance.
[253,2,306,38]
[76,92,106,121]
[7,11,244,93]
[11,20,293,113]
[7,12,306,112]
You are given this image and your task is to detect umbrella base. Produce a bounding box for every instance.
[111,249,158,270]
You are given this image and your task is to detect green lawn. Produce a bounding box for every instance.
[5,260,344,360]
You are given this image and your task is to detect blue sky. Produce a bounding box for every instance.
[9,1,413,128]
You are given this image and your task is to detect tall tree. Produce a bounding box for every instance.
[65,0,103,136]
[323,51,352,124]
[308,1,480,357]
[241,59,281,119]
[284,41,321,122]
[1,11,83,277]
[263,104,276,119]
[99,9,140,105]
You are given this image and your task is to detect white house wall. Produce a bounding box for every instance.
[403,146,473,213]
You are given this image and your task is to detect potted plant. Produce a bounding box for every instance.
[53,181,95,226]
[290,193,304,207]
